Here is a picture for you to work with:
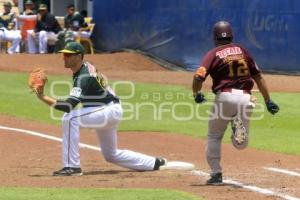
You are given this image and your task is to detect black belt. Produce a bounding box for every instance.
[82,99,119,108]
[112,99,120,104]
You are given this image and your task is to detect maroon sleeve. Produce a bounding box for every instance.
[194,49,215,81]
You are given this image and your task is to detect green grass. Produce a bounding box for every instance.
[245,92,300,154]
[0,72,70,124]
[0,71,299,155]
[0,188,200,200]
[0,71,298,199]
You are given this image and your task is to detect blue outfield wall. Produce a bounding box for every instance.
[93,0,300,73]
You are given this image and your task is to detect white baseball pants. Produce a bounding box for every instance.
[0,29,21,54]
[27,30,57,54]
[72,31,91,39]
[61,102,156,171]
[206,89,253,174]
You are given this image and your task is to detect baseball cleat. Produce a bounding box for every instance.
[53,167,83,176]
[206,172,223,185]
[153,157,167,170]
[231,117,248,149]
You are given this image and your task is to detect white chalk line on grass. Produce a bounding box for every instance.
[191,170,300,200]
[264,167,300,177]
[1,125,299,200]
[0,125,100,151]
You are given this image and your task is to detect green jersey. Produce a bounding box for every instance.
[0,12,15,30]
[64,12,85,31]
[55,62,119,112]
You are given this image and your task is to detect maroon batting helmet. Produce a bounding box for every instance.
[213,21,233,40]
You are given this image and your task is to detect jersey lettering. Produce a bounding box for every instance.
[198,43,260,93]
[216,47,242,59]
[86,62,107,89]
[228,59,249,78]
[86,62,97,77]
[70,87,82,98]
[96,74,107,88]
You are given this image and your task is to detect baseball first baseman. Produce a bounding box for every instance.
[192,21,279,185]
[32,42,166,176]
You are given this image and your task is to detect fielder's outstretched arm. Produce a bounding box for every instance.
[35,90,79,113]
[35,89,57,106]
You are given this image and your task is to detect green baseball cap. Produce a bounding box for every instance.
[25,0,34,5]
[3,1,12,7]
[38,4,48,10]
[59,42,85,54]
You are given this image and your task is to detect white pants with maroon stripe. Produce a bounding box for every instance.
[61,103,156,171]
[206,89,253,175]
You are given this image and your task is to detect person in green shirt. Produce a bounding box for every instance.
[34,42,167,176]
[64,4,85,31]
[27,4,62,54]
[55,4,91,52]
[22,0,36,15]
[0,1,21,54]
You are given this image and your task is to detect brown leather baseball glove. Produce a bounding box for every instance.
[28,68,48,93]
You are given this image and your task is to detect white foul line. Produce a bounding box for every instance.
[0,125,100,151]
[191,170,300,200]
[264,167,300,177]
[1,125,300,200]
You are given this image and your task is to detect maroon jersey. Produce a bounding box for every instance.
[194,43,261,93]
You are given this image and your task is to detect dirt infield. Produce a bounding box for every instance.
[1,115,300,200]
[0,53,300,200]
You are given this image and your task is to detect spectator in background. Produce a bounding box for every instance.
[27,4,62,54]
[0,1,22,54]
[22,0,36,15]
[12,0,18,6]
[55,4,91,52]
[64,4,85,31]
[80,10,87,18]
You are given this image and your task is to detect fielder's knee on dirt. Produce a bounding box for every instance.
[102,151,118,163]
